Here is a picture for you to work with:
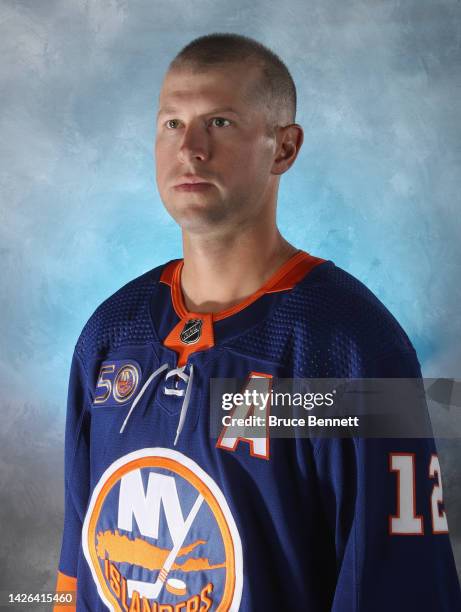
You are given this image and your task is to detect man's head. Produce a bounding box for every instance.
[155,33,303,235]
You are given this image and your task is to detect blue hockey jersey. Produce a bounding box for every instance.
[55,250,461,611]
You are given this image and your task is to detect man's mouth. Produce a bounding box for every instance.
[174,183,213,192]
[174,175,214,191]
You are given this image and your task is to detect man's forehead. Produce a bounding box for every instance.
[159,63,262,107]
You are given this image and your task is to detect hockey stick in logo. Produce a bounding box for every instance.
[127,493,204,600]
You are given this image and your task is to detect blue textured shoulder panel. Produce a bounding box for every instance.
[75,262,172,362]
[225,261,417,377]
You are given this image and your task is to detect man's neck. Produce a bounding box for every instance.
[180,224,298,314]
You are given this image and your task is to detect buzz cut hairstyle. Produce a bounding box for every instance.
[169,33,297,128]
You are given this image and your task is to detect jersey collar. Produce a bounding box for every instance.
[160,250,324,321]
[157,251,326,366]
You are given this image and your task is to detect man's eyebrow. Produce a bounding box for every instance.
[157,106,241,118]
[157,107,177,117]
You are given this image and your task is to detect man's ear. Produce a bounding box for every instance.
[271,124,304,175]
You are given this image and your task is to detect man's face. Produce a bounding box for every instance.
[155,62,278,234]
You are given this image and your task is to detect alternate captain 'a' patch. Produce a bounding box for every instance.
[82,448,243,612]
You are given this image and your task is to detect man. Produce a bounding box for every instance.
[55,34,460,611]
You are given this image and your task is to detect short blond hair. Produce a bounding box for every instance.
[169,33,297,128]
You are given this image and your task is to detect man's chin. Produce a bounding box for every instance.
[166,201,230,232]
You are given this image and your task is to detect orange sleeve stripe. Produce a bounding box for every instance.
[55,571,77,591]
[53,571,77,612]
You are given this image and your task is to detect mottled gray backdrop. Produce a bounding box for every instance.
[0,0,460,602]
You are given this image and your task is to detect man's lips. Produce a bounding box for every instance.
[173,176,214,191]
[174,183,213,192]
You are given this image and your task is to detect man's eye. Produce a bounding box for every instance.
[210,117,231,128]
[165,119,181,129]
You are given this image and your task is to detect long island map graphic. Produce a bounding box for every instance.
[82,448,243,611]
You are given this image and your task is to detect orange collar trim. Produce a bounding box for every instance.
[160,250,326,322]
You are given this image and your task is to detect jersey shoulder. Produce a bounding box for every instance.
[227,260,420,377]
[75,260,176,363]
[303,260,415,349]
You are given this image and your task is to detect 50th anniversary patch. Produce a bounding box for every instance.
[82,448,243,611]
[94,360,141,406]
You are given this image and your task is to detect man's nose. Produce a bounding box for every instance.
[178,122,210,163]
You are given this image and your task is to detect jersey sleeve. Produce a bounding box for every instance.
[312,350,461,611]
[54,349,92,612]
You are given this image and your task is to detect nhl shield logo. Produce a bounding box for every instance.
[180,319,203,345]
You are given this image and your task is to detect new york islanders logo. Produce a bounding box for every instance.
[114,365,139,403]
[82,449,243,611]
